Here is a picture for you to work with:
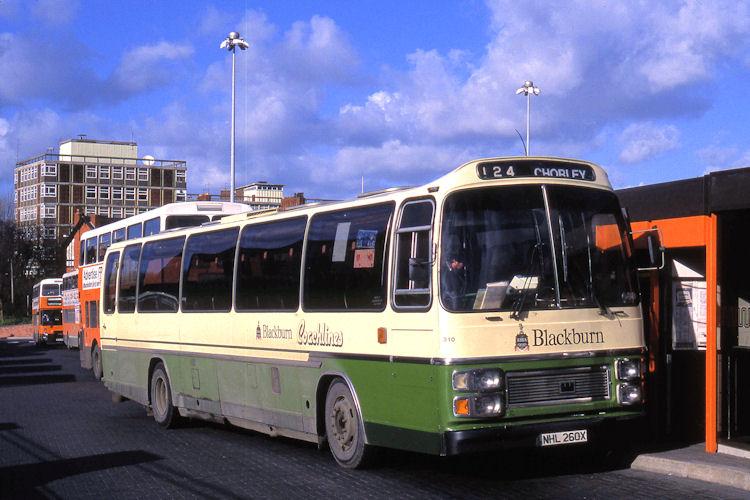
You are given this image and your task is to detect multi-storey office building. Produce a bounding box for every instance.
[14,138,187,240]
[235,181,284,211]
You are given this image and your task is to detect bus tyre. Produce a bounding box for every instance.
[92,343,103,380]
[150,364,180,428]
[324,380,371,469]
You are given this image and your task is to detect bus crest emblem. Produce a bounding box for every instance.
[515,324,529,351]
[256,322,262,340]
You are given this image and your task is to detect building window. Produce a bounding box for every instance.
[42,164,57,177]
[111,207,123,219]
[176,170,186,184]
[125,187,135,200]
[124,207,136,217]
[97,206,109,216]
[112,186,123,200]
[138,168,148,181]
[86,165,97,179]
[41,205,57,219]
[112,166,123,180]
[86,186,97,199]
[100,186,110,199]
[125,167,136,181]
[85,206,96,215]
[137,188,148,202]
[42,227,56,239]
[99,166,110,180]
[176,189,187,202]
[41,184,57,198]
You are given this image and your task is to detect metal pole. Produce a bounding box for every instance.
[9,258,13,305]
[526,92,531,156]
[230,47,236,203]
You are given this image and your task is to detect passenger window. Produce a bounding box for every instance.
[85,237,98,264]
[138,237,184,312]
[98,232,111,262]
[103,251,120,314]
[236,217,306,311]
[394,200,434,309]
[127,223,142,240]
[144,217,160,236]
[182,228,239,312]
[118,244,141,313]
[113,228,126,243]
[304,204,393,310]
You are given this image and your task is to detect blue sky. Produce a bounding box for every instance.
[1,0,750,200]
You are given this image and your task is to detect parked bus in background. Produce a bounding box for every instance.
[100,157,647,468]
[62,270,81,349]
[79,201,253,378]
[32,278,63,346]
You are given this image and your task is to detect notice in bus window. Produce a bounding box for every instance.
[356,229,377,249]
[332,222,351,262]
[354,249,375,268]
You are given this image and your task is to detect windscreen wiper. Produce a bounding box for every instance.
[510,244,539,320]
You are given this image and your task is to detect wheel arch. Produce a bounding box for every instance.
[315,371,369,444]
[147,356,176,406]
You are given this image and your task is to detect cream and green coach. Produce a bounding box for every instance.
[100,157,645,468]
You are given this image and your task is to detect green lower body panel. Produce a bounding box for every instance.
[102,347,643,456]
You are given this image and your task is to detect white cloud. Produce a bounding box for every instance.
[618,122,680,164]
[110,42,194,95]
[31,0,79,25]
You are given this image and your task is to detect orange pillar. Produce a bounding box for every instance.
[705,214,718,453]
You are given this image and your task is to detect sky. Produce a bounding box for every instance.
[1,0,750,201]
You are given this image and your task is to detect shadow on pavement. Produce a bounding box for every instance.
[0,374,76,387]
[0,450,161,498]
[0,422,20,431]
[0,365,63,375]
[0,358,53,366]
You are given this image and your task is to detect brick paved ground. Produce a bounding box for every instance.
[0,339,746,499]
[0,324,32,339]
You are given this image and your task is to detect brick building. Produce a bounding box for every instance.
[14,138,187,240]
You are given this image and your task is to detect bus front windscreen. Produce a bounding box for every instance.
[440,185,638,313]
[42,284,61,297]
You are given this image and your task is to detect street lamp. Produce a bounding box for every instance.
[515,80,540,156]
[220,31,250,203]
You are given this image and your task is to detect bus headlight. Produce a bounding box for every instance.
[453,394,504,418]
[617,383,642,405]
[452,368,504,392]
[615,359,641,381]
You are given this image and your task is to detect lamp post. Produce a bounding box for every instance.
[515,80,540,156]
[220,31,249,202]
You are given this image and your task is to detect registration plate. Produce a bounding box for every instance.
[538,429,588,447]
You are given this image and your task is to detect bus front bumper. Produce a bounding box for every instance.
[442,412,643,456]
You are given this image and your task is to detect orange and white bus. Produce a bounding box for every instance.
[62,270,81,349]
[77,201,253,378]
[32,278,63,345]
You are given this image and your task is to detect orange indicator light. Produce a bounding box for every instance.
[454,398,470,416]
[377,327,387,344]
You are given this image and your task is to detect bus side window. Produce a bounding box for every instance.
[236,217,306,311]
[113,228,126,243]
[118,244,142,313]
[144,217,160,236]
[304,203,393,311]
[85,237,98,265]
[103,251,120,314]
[181,227,239,312]
[98,232,112,262]
[393,199,434,309]
[138,237,185,313]
[127,223,142,240]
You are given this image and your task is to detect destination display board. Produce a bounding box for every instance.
[477,160,596,182]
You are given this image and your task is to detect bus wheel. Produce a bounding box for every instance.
[324,380,370,469]
[92,343,103,380]
[150,363,180,428]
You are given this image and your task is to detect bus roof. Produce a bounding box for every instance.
[81,201,253,240]
[35,278,63,286]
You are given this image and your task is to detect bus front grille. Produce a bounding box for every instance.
[506,366,610,408]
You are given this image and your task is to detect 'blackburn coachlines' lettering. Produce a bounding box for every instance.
[297,320,344,347]
[532,328,605,347]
